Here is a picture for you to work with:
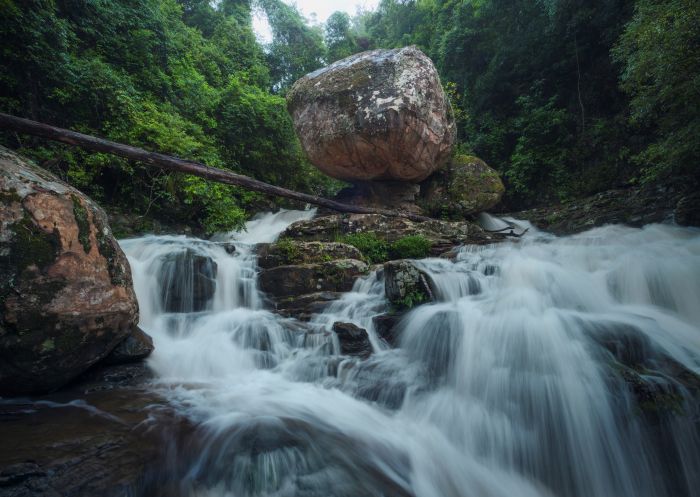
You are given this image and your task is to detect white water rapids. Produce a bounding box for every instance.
[119,211,700,497]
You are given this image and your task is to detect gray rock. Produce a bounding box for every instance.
[287,46,455,182]
[384,260,436,310]
[256,241,362,269]
[372,313,405,347]
[332,322,372,358]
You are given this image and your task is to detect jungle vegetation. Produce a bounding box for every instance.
[1,0,697,231]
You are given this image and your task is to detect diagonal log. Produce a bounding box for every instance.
[0,112,432,222]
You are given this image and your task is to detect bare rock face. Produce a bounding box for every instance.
[287,46,455,182]
[0,147,141,395]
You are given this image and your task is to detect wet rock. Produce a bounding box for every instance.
[372,313,405,347]
[0,378,189,497]
[512,177,700,235]
[384,260,436,310]
[0,146,139,395]
[332,322,372,358]
[102,327,154,366]
[256,241,362,269]
[583,319,700,422]
[287,46,455,183]
[275,291,344,321]
[159,249,217,312]
[420,155,505,218]
[259,259,368,298]
[674,192,700,227]
[281,213,496,255]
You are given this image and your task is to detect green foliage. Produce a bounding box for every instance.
[338,232,389,264]
[394,289,428,311]
[389,235,432,260]
[0,0,331,234]
[340,233,432,263]
[325,11,359,63]
[256,0,326,91]
[362,0,650,207]
[613,0,700,181]
[274,238,301,264]
[1,0,696,227]
[507,94,574,204]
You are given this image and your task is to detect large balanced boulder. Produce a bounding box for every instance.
[287,46,455,183]
[420,155,505,218]
[0,147,142,395]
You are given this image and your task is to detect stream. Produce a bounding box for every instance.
[119,211,700,497]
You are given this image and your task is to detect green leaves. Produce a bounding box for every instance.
[614,0,700,181]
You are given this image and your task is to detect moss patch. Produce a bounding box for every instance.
[1,215,62,328]
[94,216,127,287]
[71,195,92,253]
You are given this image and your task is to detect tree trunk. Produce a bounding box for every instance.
[0,112,432,222]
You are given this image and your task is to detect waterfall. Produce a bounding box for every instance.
[119,214,700,497]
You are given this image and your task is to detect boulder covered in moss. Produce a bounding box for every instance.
[420,155,505,218]
[281,213,497,256]
[256,241,362,269]
[0,146,144,395]
[287,46,455,183]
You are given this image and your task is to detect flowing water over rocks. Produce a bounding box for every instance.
[116,212,700,497]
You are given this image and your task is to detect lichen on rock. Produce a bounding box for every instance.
[0,146,146,395]
[287,46,455,183]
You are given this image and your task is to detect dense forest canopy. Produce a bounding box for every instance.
[1,0,697,232]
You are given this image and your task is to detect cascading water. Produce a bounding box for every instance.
[119,211,700,497]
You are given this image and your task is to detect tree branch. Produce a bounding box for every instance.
[0,112,432,222]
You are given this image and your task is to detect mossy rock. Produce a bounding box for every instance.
[384,260,437,310]
[0,146,143,395]
[420,154,505,218]
[256,240,362,269]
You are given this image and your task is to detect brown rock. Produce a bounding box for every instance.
[0,146,139,395]
[287,46,455,182]
[258,259,368,299]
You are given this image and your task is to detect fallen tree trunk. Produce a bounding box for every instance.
[0,112,432,222]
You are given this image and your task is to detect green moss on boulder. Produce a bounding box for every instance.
[420,154,505,218]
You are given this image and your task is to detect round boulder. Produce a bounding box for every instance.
[420,155,505,218]
[287,46,455,182]
[0,147,140,395]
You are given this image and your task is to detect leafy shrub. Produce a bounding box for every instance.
[339,233,432,263]
[338,232,388,264]
[389,235,432,260]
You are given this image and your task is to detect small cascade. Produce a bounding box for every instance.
[119,213,700,497]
